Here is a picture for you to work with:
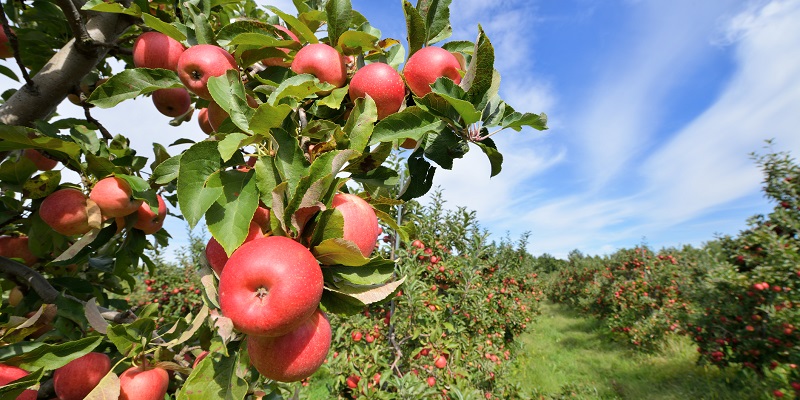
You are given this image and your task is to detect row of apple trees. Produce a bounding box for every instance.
[542,147,800,398]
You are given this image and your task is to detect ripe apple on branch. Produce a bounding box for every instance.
[0,0,547,397]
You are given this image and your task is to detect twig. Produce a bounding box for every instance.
[83,103,114,141]
[0,256,137,324]
[0,3,34,89]
[55,0,95,55]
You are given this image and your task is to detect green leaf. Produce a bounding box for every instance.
[84,370,121,399]
[417,0,452,45]
[0,368,42,399]
[461,25,495,105]
[177,141,224,228]
[248,103,293,134]
[107,318,155,355]
[369,106,447,146]
[81,0,141,16]
[217,133,250,162]
[266,6,319,45]
[87,68,183,108]
[141,14,187,42]
[343,96,377,152]
[317,86,350,109]
[0,156,36,185]
[424,129,468,169]
[309,208,345,247]
[207,71,255,134]
[337,31,380,54]
[502,111,549,132]
[0,64,18,81]
[215,20,278,48]
[206,169,259,256]
[271,128,310,197]
[327,258,396,286]
[2,336,102,371]
[312,238,371,266]
[430,78,481,124]
[326,0,352,46]
[253,156,281,208]
[0,126,82,162]
[186,5,215,46]
[151,154,182,185]
[474,137,503,177]
[178,347,248,399]
[402,0,426,57]
[115,174,158,212]
[267,74,335,106]
[350,166,399,188]
[329,276,406,305]
[399,149,435,201]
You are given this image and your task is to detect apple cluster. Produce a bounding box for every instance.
[36,176,166,238]
[131,26,462,132]
[205,193,381,382]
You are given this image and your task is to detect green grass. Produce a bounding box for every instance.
[511,302,769,400]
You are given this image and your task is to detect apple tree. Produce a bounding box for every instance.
[0,0,547,398]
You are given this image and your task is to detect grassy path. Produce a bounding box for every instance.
[511,302,766,399]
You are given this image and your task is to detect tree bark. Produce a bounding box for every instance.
[0,11,135,127]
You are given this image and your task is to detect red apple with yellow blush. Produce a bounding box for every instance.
[349,62,406,120]
[402,46,462,97]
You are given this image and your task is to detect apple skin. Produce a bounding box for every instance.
[349,62,406,120]
[133,194,167,234]
[132,31,186,71]
[53,352,112,400]
[331,193,381,258]
[0,26,13,59]
[23,149,58,171]
[402,46,462,97]
[252,205,271,233]
[119,365,169,400]
[207,95,258,132]
[205,221,263,276]
[40,188,93,236]
[90,176,143,218]
[0,236,38,266]
[177,44,238,100]
[247,308,331,382]
[0,364,37,400]
[151,87,191,117]
[291,43,347,87]
[196,108,214,134]
[262,25,299,67]
[219,236,323,337]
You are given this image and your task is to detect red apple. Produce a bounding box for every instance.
[119,364,169,400]
[426,376,436,387]
[331,193,381,258]
[133,194,166,234]
[177,44,238,100]
[0,236,38,266]
[403,46,462,97]
[262,25,299,67]
[192,351,209,368]
[40,188,93,236]
[291,43,347,87]
[346,375,360,389]
[219,236,323,336]
[207,95,258,132]
[247,309,331,382]
[0,364,37,400]
[132,31,186,71]
[252,205,271,233]
[0,26,13,59]
[90,176,143,218]
[349,62,406,120]
[23,149,57,171]
[151,87,191,117]
[205,221,263,276]
[196,107,214,134]
[434,355,447,369]
[54,352,112,400]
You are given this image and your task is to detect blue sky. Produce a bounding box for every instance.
[3,0,800,259]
